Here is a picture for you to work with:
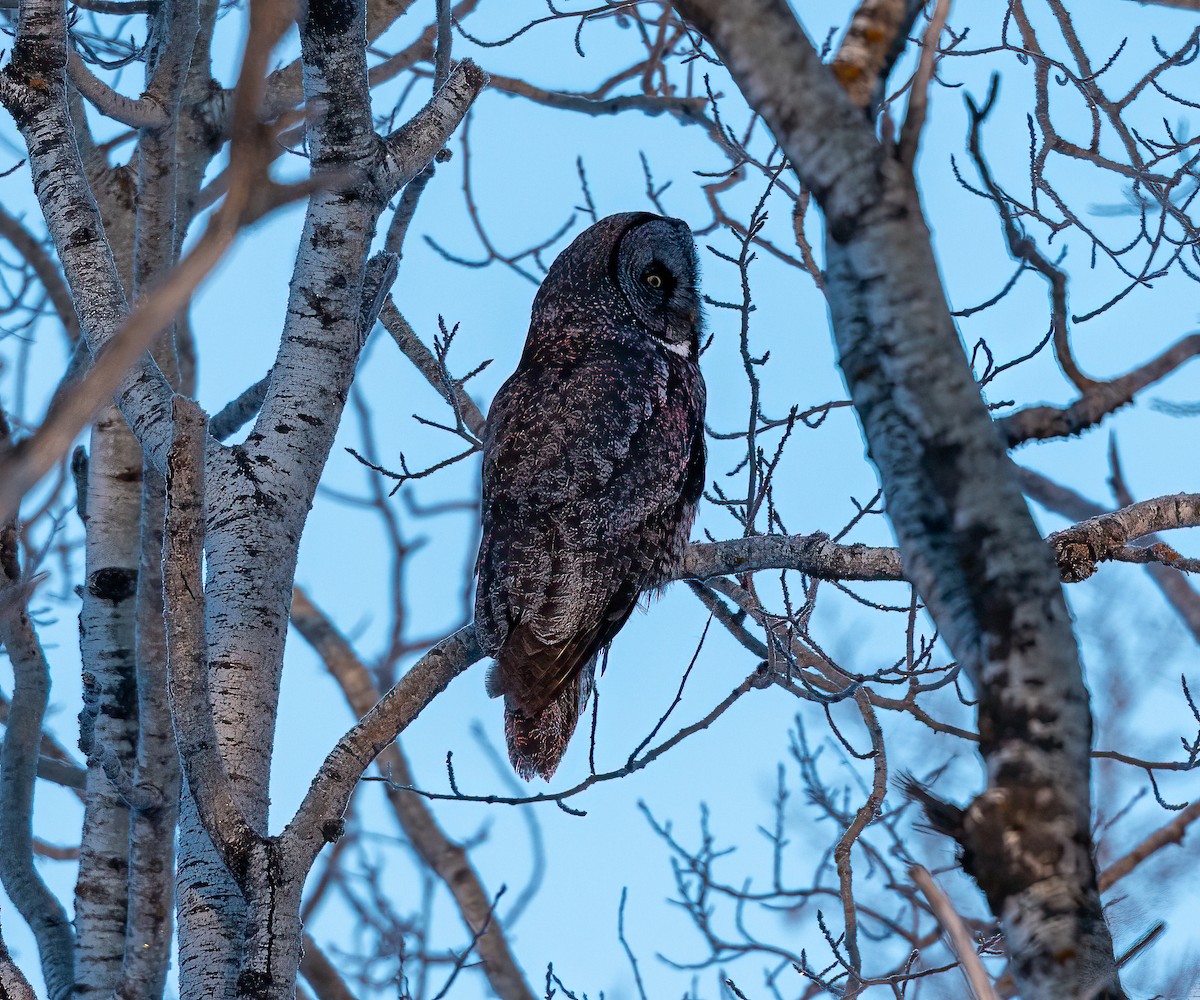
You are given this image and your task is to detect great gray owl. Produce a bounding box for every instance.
[475,212,707,780]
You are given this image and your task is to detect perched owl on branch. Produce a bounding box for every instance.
[475,212,707,780]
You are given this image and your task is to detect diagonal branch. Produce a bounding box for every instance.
[1099,799,1200,892]
[897,0,952,168]
[378,299,487,440]
[280,624,483,875]
[66,50,170,129]
[0,205,80,343]
[299,935,360,1000]
[291,588,536,1000]
[999,334,1200,447]
[0,919,37,1000]
[909,865,1000,1000]
[376,59,489,199]
[0,692,87,796]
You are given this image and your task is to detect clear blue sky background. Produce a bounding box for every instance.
[2,1,1199,997]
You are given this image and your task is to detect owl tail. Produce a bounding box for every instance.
[501,658,596,781]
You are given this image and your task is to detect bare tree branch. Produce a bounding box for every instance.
[291,587,537,1000]
[282,624,483,872]
[0,920,37,1000]
[832,689,887,990]
[376,59,488,198]
[910,865,1000,1000]
[486,71,707,120]
[998,332,1200,447]
[0,692,87,793]
[378,298,487,440]
[299,935,360,1000]
[1050,493,1200,583]
[1099,799,1200,892]
[0,204,80,342]
[67,50,171,130]
[1021,466,1200,643]
[1120,0,1200,10]
[680,531,903,582]
[897,0,952,168]
[0,412,75,1000]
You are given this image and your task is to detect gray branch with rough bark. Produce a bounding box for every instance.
[671,1,1126,995]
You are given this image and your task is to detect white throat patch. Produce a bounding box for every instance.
[656,337,690,358]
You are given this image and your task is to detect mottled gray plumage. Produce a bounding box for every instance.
[475,213,707,780]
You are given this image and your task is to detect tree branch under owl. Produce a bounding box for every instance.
[288,493,1200,820]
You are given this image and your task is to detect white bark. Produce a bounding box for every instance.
[170,11,485,999]
[73,414,141,1000]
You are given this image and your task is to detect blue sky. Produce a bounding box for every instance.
[2,1,1200,997]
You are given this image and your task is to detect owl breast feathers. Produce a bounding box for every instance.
[474,212,707,780]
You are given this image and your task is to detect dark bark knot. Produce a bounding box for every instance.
[303,0,357,44]
[321,817,345,843]
[87,566,139,603]
[310,221,345,248]
[1053,538,1100,583]
[904,778,1073,913]
[0,62,57,127]
[0,522,19,580]
[235,969,271,1000]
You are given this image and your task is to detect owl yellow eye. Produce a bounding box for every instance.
[642,263,675,295]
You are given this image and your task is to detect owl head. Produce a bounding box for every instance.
[528,212,702,358]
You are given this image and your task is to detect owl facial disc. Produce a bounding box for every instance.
[613,216,701,355]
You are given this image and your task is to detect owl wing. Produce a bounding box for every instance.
[475,347,699,715]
